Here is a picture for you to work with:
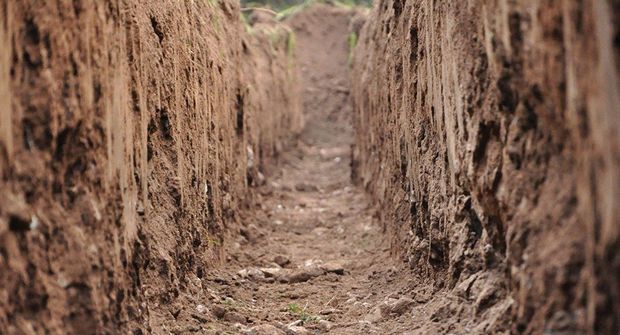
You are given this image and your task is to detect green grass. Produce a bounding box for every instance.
[274,0,314,20]
[287,31,296,58]
[286,303,320,324]
[348,32,357,66]
[240,12,255,35]
[286,31,297,76]
[206,234,221,247]
[272,0,371,20]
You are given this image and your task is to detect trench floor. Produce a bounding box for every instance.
[154,139,440,334]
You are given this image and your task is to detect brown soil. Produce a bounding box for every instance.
[0,1,299,333]
[287,5,355,147]
[352,1,620,334]
[0,1,618,334]
[160,5,508,335]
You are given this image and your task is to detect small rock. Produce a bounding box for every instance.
[311,227,328,236]
[390,297,415,315]
[317,320,333,331]
[319,308,337,315]
[319,146,349,160]
[247,324,286,335]
[282,267,325,283]
[240,225,261,243]
[190,312,208,323]
[196,304,207,313]
[287,325,311,335]
[294,183,318,192]
[304,259,320,267]
[256,171,266,185]
[57,274,69,288]
[224,311,247,324]
[212,305,226,319]
[136,202,145,215]
[344,297,357,304]
[387,292,399,299]
[365,306,384,323]
[320,260,345,275]
[29,215,39,230]
[238,268,265,281]
[286,320,303,328]
[213,274,230,285]
[260,267,282,278]
[247,146,255,168]
[206,288,221,301]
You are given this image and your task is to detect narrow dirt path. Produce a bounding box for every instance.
[151,5,470,334]
[197,142,407,334]
[154,6,432,334]
[184,6,421,334]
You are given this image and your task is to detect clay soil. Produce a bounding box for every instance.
[159,5,507,335]
[1,1,617,334]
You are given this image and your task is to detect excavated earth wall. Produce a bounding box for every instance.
[0,1,300,333]
[352,1,619,333]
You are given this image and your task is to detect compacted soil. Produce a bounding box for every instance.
[196,142,415,334]
[152,6,505,335]
[157,6,419,332]
[2,2,617,334]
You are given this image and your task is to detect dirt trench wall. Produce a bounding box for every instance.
[242,21,303,170]
[0,1,300,333]
[352,1,619,333]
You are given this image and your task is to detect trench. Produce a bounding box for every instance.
[163,5,423,334]
[165,3,428,333]
[1,1,619,334]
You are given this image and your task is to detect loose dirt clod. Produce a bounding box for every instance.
[224,311,248,324]
[274,255,291,267]
[320,260,346,275]
[246,324,286,335]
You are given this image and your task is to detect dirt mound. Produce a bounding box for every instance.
[0,2,300,333]
[352,1,619,333]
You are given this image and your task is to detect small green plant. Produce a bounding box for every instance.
[265,27,281,55]
[206,234,221,247]
[287,303,302,314]
[267,28,282,45]
[275,0,314,20]
[286,31,296,58]
[347,32,357,66]
[240,12,255,35]
[271,0,371,21]
[286,31,296,76]
[286,303,320,324]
